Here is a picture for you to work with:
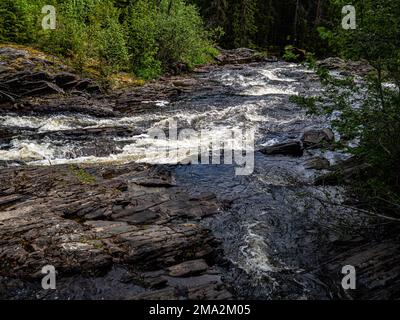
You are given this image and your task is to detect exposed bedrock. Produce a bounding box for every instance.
[0,163,232,299]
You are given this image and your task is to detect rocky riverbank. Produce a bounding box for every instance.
[0,45,242,299]
[0,162,233,299]
[1,45,400,300]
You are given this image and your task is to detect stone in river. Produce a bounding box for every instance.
[261,140,304,157]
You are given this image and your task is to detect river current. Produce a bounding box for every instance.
[0,61,376,299]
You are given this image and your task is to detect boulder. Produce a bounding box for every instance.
[303,157,330,170]
[261,140,303,157]
[301,128,334,149]
[54,72,78,87]
[314,157,371,185]
[168,259,209,277]
[316,57,346,70]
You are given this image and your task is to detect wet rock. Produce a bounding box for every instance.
[186,281,232,300]
[113,209,160,225]
[303,157,330,170]
[168,259,209,277]
[130,275,232,300]
[314,157,371,185]
[0,66,12,74]
[21,81,64,96]
[0,47,28,59]
[301,128,334,149]
[0,163,231,299]
[317,57,374,77]
[130,287,177,300]
[317,57,346,70]
[317,228,400,300]
[0,46,100,104]
[54,72,78,87]
[173,79,197,87]
[138,270,168,289]
[260,140,303,157]
[0,127,14,139]
[0,160,26,168]
[75,79,92,91]
[0,95,116,117]
[215,48,268,65]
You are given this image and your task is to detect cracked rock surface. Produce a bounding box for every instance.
[0,163,232,299]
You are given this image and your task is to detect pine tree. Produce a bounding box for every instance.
[232,0,257,47]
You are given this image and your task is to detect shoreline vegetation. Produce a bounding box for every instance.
[0,0,220,85]
[0,0,345,85]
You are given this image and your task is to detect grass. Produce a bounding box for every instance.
[70,165,97,185]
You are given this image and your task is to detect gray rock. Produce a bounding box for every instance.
[0,163,231,299]
[261,140,303,157]
[316,57,346,70]
[304,157,330,170]
[301,128,334,149]
[168,259,209,277]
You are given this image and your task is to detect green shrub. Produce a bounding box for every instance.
[0,0,217,79]
[124,0,218,78]
[283,45,299,62]
[0,0,47,43]
[293,0,400,215]
[155,0,217,69]
[124,0,161,79]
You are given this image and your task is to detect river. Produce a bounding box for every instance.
[0,59,393,299]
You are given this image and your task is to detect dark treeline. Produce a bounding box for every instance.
[190,0,335,54]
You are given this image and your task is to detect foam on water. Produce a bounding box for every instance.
[238,221,277,276]
[0,139,58,162]
[259,69,297,82]
[0,62,310,168]
[242,85,298,96]
[0,113,166,133]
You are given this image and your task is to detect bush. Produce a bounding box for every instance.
[124,0,161,79]
[124,0,218,78]
[0,0,217,79]
[294,0,400,215]
[0,0,47,43]
[155,0,218,69]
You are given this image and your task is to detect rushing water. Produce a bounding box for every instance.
[0,61,375,299]
[0,62,320,166]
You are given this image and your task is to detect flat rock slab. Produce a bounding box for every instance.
[261,140,304,157]
[0,162,232,300]
[168,259,209,277]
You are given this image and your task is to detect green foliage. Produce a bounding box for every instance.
[0,0,48,43]
[124,0,160,79]
[0,0,217,79]
[283,45,299,62]
[190,0,334,52]
[232,0,257,48]
[124,0,218,78]
[295,0,400,214]
[157,0,218,68]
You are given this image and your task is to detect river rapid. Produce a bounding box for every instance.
[0,60,382,299]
